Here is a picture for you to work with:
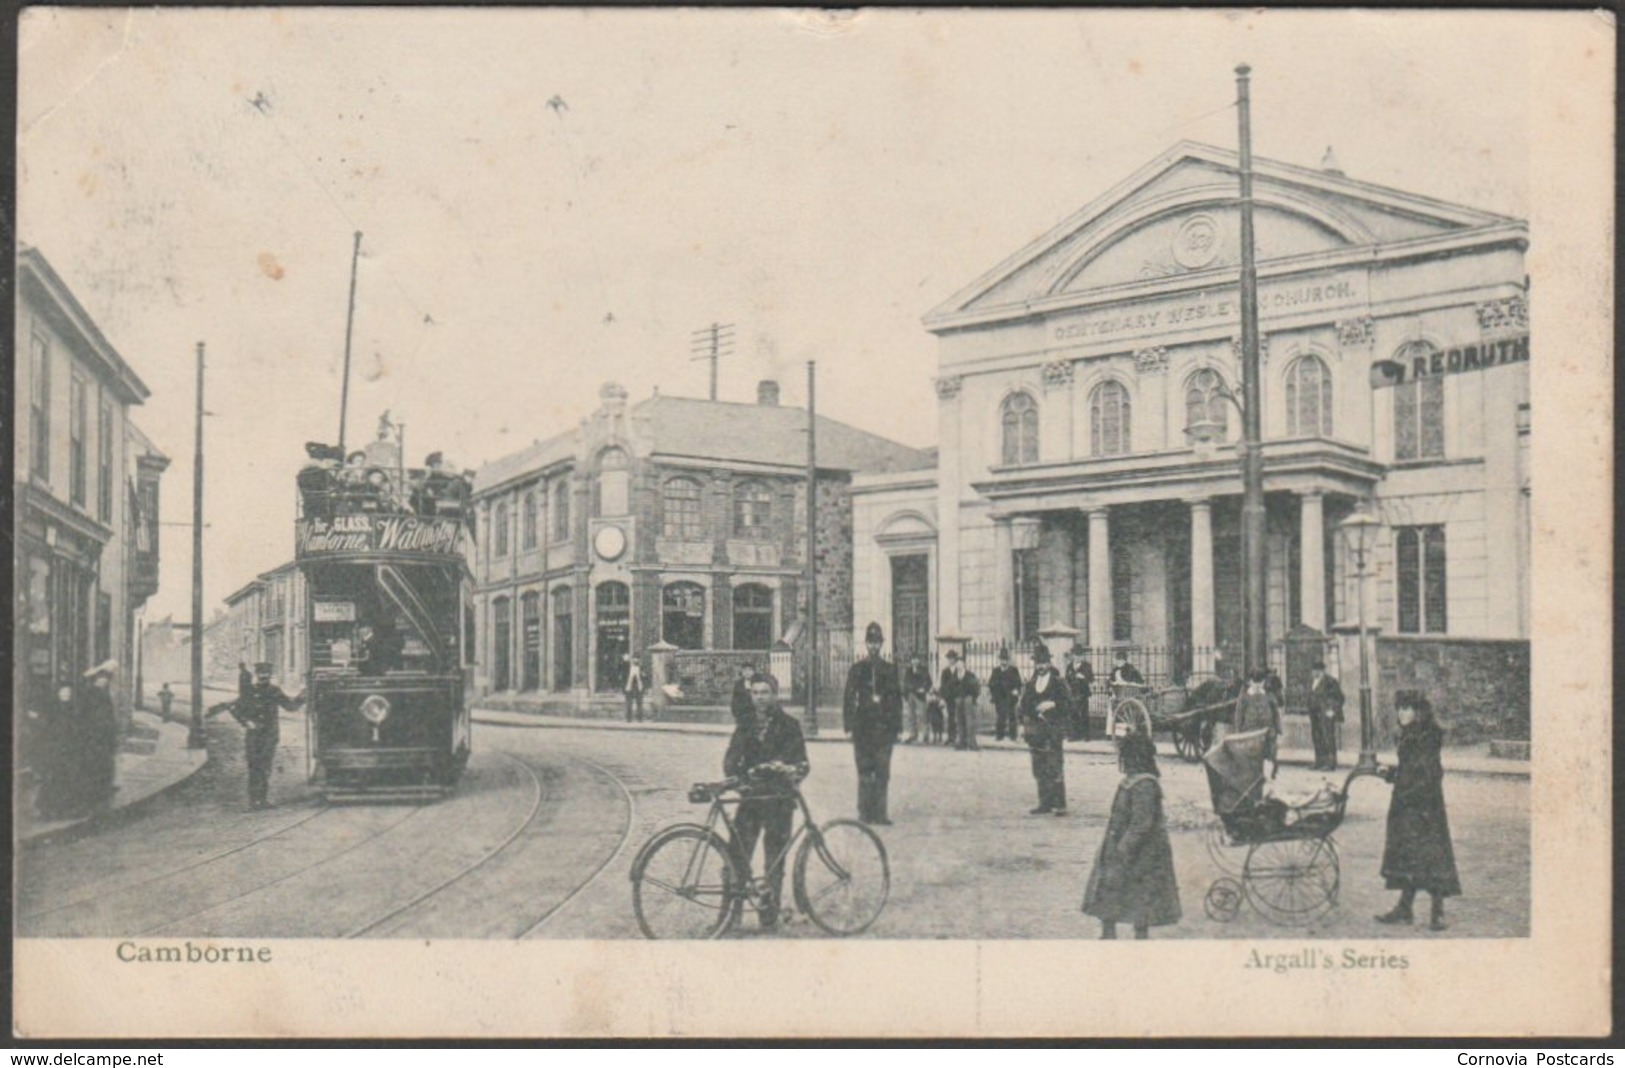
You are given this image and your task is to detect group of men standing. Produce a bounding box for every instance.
[30,660,121,821]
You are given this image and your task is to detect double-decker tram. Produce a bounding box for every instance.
[294,443,475,801]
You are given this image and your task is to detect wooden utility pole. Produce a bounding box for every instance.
[689,321,735,400]
[1237,64,1268,676]
[188,342,207,749]
[804,360,819,737]
[337,231,363,452]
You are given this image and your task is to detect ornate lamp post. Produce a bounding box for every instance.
[1339,510,1383,774]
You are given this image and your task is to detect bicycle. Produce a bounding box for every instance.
[629,771,891,939]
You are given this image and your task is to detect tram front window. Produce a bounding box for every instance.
[308,563,460,676]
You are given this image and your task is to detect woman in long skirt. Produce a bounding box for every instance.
[1082,730,1182,939]
[1376,691,1461,931]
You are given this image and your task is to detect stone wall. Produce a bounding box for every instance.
[1376,636,1530,744]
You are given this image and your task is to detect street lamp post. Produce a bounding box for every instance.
[1340,510,1383,774]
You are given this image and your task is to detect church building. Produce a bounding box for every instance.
[851,142,1530,738]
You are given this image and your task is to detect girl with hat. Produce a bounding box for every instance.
[1082,729,1182,939]
[1375,691,1461,931]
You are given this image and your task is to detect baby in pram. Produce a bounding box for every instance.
[1204,729,1343,841]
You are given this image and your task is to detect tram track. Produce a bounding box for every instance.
[515,752,636,939]
[16,803,336,927]
[343,750,546,938]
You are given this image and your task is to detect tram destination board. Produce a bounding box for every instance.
[295,514,465,560]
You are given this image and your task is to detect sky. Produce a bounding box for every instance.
[18,7,1541,622]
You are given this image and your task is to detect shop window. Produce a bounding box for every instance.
[733,584,774,651]
[553,479,571,542]
[733,481,772,540]
[662,582,706,650]
[1286,355,1334,437]
[1012,549,1040,641]
[597,447,630,517]
[492,596,511,691]
[1000,392,1039,465]
[663,477,703,539]
[521,490,538,550]
[70,375,87,506]
[1090,380,1132,457]
[1396,525,1448,634]
[30,332,50,481]
[493,501,509,557]
[1185,368,1230,440]
[97,399,114,522]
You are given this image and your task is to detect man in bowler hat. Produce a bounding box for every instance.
[1307,660,1346,770]
[988,646,1023,742]
[1019,642,1073,816]
[842,621,902,825]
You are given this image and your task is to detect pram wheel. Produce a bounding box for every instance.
[1204,877,1244,922]
[1242,836,1340,926]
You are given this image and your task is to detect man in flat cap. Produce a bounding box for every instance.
[233,661,305,809]
[842,621,902,825]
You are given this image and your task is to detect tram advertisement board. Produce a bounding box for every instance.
[296,514,465,560]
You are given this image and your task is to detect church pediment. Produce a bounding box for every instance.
[929,141,1519,327]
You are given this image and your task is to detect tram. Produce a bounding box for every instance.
[294,442,475,801]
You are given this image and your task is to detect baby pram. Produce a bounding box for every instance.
[1202,729,1350,925]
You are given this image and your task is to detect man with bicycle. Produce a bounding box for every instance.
[723,674,810,930]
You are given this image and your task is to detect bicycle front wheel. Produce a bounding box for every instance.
[631,826,742,940]
[793,819,890,936]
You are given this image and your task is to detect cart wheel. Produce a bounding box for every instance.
[1110,697,1152,740]
[1204,878,1244,922]
[1173,721,1205,762]
[1242,837,1340,926]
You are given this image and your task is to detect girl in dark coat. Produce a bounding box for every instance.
[1082,731,1182,938]
[1376,691,1461,931]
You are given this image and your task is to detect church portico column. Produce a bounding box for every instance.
[1188,498,1216,675]
[1086,508,1112,650]
[1300,490,1326,631]
[993,513,1015,642]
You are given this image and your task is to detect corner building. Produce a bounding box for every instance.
[472,381,930,708]
[852,142,1530,739]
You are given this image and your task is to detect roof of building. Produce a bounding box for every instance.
[473,393,933,494]
[18,246,151,406]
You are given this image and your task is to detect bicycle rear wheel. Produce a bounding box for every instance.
[631,826,742,940]
[793,819,890,936]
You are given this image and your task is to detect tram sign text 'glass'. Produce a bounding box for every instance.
[296,514,465,559]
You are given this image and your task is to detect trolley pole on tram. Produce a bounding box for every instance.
[188,342,207,750]
[1236,64,1269,677]
[804,360,819,737]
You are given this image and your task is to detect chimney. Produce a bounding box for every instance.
[757,379,780,406]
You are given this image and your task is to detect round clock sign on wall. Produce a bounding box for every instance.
[594,524,627,561]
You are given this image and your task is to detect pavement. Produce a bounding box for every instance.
[16,683,234,847]
[472,706,1531,779]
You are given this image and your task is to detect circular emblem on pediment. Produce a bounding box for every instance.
[1173,213,1221,271]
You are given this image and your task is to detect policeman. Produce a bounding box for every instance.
[842,621,902,825]
[1019,642,1073,816]
[233,662,305,809]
